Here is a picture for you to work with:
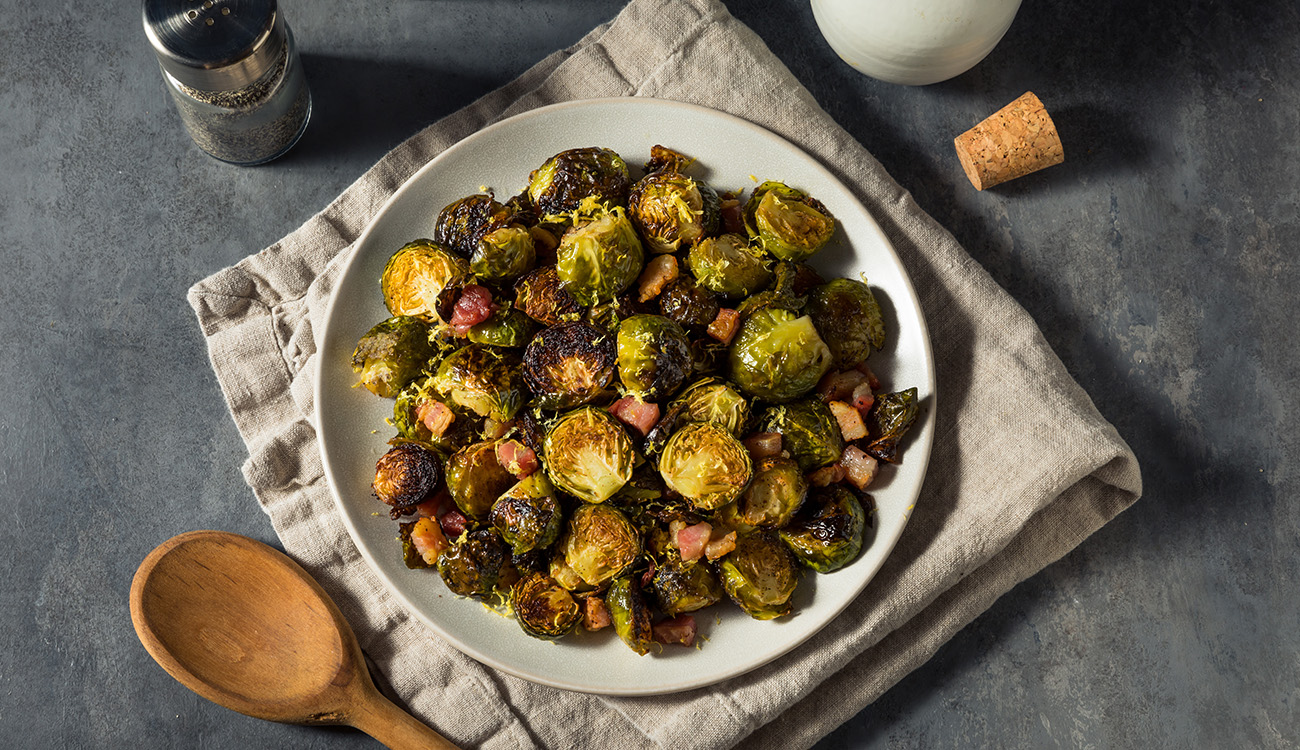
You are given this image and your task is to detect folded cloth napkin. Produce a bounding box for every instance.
[188,0,1142,747]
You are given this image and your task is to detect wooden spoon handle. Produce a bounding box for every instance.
[348,688,461,750]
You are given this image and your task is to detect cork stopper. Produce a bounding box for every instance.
[954,92,1064,191]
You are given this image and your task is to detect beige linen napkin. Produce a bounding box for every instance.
[188,0,1142,747]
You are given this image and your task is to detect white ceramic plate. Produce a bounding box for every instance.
[315,98,935,696]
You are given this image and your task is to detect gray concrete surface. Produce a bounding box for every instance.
[2,0,1296,748]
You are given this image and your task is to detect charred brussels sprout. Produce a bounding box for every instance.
[471,225,536,282]
[562,503,640,587]
[650,558,724,616]
[466,307,536,348]
[758,399,845,472]
[617,314,692,400]
[865,387,919,463]
[527,147,632,216]
[717,532,798,620]
[742,181,836,262]
[514,265,585,326]
[628,171,720,254]
[606,575,654,655]
[381,240,472,320]
[780,484,866,573]
[522,321,616,409]
[512,572,581,640]
[544,407,635,503]
[430,343,526,423]
[658,421,753,511]
[556,206,644,306]
[727,308,833,402]
[687,234,773,299]
[670,377,750,436]
[434,194,513,258]
[438,528,508,597]
[490,472,563,555]
[805,278,885,369]
[372,443,441,516]
[657,275,720,329]
[737,456,807,528]
[350,316,435,398]
[445,441,517,522]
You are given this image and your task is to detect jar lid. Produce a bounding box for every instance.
[143,0,284,92]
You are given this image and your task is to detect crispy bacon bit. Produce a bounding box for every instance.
[841,445,879,490]
[704,529,737,561]
[854,361,882,390]
[415,488,454,519]
[743,431,783,460]
[410,517,449,565]
[808,463,846,487]
[706,308,740,345]
[851,382,876,413]
[416,399,455,437]
[440,510,469,539]
[609,396,660,438]
[583,595,612,631]
[817,369,868,402]
[652,614,697,646]
[449,284,497,334]
[720,198,743,234]
[676,521,713,563]
[829,400,868,441]
[637,254,680,302]
[496,439,539,479]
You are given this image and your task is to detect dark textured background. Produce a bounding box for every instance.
[2,0,1296,747]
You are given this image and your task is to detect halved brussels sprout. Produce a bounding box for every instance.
[522,321,617,409]
[606,575,654,656]
[758,399,845,472]
[527,147,632,216]
[445,441,517,521]
[865,387,920,463]
[734,260,805,321]
[650,558,723,617]
[438,528,508,597]
[434,194,513,258]
[617,314,692,400]
[779,484,866,573]
[512,572,581,640]
[658,421,753,511]
[544,407,635,504]
[430,343,526,423]
[736,455,807,528]
[372,442,440,516]
[350,316,434,398]
[669,377,750,436]
[381,240,472,320]
[514,265,585,326]
[742,180,835,262]
[562,503,640,587]
[727,308,833,402]
[465,307,536,348]
[628,171,720,254]
[471,225,536,282]
[687,234,773,299]
[717,532,797,620]
[490,472,563,555]
[556,206,644,306]
[805,278,885,369]
[657,275,720,329]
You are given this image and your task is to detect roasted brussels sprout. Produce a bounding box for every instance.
[445,441,517,521]
[514,265,585,326]
[669,377,750,436]
[734,260,805,320]
[687,234,773,299]
[398,519,437,570]
[758,399,845,472]
[717,532,797,620]
[650,558,723,616]
[527,147,632,216]
[616,314,692,400]
[657,275,720,329]
[742,180,835,262]
[736,455,807,528]
[522,321,616,409]
[606,575,654,656]
[465,307,536,348]
[381,240,472,320]
[627,171,720,254]
[392,382,478,454]
[779,484,866,573]
[689,338,728,376]
[658,421,753,511]
[512,572,581,640]
[728,308,833,402]
[350,316,434,398]
[372,442,441,516]
[556,206,644,306]
[490,472,563,555]
[471,224,536,282]
[438,528,508,597]
[544,407,635,504]
[805,278,885,369]
[865,387,920,463]
[430,343,526,423]
[434,194,513,258]
[562,503,640,587]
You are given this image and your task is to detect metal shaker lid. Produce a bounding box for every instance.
[143,0,284,92]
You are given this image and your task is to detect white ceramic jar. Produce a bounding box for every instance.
[810,0,1024,85]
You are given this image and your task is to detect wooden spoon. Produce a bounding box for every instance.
[130,530,459,750]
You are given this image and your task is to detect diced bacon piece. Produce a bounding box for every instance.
[583,595,612,631]
[828,400,868,441]
[440,510,469,539]
[416,399,455,437]
[743,431,783,460]
[415,487,454,519]
[609,396,660,438]
[652,614,697,647]
[817,369,868,402]
[720,198,743,234]
[854,361,882,390]
[410,517,449,565]
[841,445,879,490]
[808,463,846,487]
[675,521,713,563]
[851,382,875,413]
[449,284,497,334]
[495,439,539,479]
[706,308,740,345]
[704,529,737,561]
[637,254,680,302]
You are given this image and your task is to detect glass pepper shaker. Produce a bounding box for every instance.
[143,0,311,165]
